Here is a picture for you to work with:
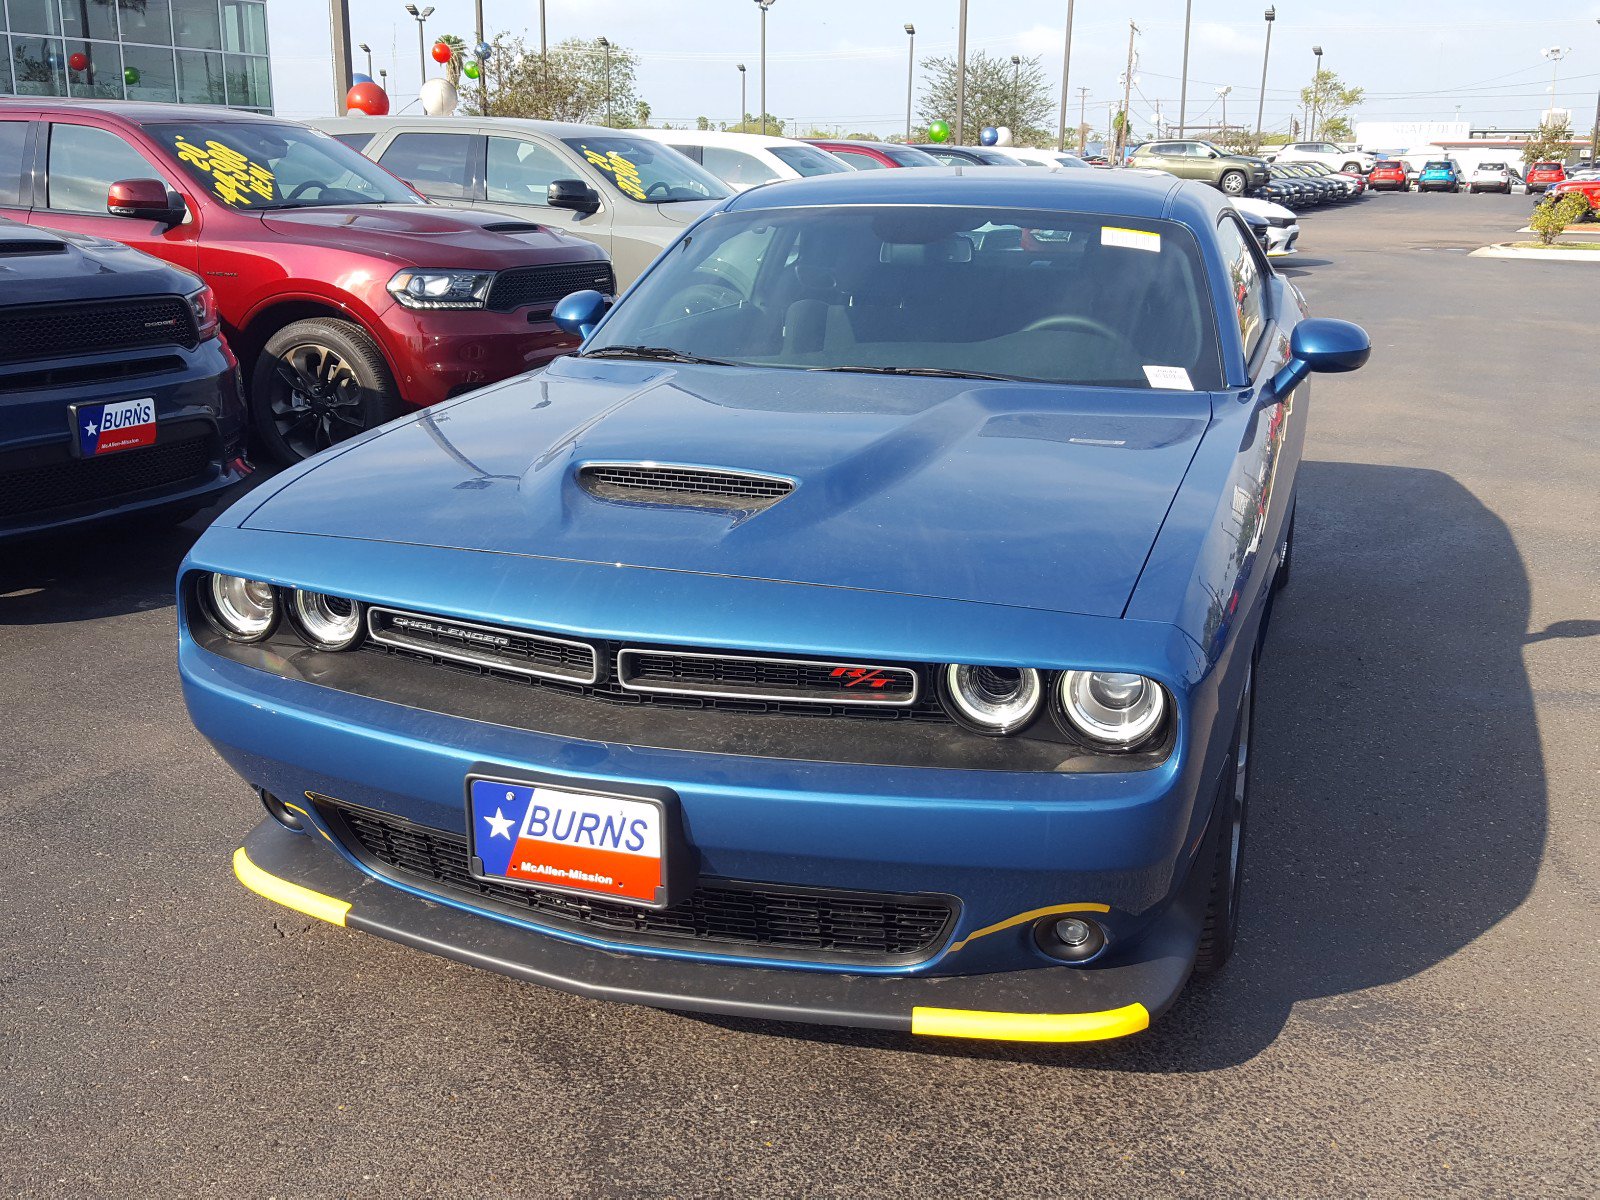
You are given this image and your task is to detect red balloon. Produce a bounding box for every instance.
[68,52,89,72]
[431,41,453,64]
[345,81,390,116]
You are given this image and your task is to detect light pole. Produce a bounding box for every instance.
[1255,6,1275,147]
[1541,46,1570,121]
[955,0,969,145]
[473,0,485,115]
[1057,0,1076,151]
[597,37,612,126]
[358,42,373,78]
[755,0,776,137]
[1310,46,1323,141]
[1217,85,1232,147]
[737,63,747,128]
[1010,54,1022,136]
[329,0,353,113]
[404,4,434,94]
[1076,85,1089,155]
[1591,21,1600,163]
[1178,0,1193,136]
[904,24,916,142]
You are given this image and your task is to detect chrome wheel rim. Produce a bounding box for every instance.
[1226,663,1253,921]
[269,342,365,459]
[1221,173,1245,196]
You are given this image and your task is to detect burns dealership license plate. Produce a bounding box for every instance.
[467,776,668,907]
[71,397,157,457]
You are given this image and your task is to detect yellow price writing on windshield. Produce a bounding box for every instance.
[582,147,647,202]
[171,135,276,206]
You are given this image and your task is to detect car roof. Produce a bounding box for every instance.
[633,129,801,151]
[312,115,628,139]
[803,138,894,150]
[722,166,1222,227]
[0,97,288,124]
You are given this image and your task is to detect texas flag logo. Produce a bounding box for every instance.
[469,779,664,905]
[78,397,156,457]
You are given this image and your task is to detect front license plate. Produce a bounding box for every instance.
[467,776,667,907]
[71,397,157,457]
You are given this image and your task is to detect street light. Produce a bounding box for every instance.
[403,4,435,93]
[1310,45,1323,141]
[737,63,747,129]
[597,37,612,127]
[904,24,916,143]
[358,42,373,78]
[1541,46,1571,120]
[1178,0,1193,136]
[1057,0,1076,151]
[1255,6,1275,147]
[1010,54,1021,136]
[1217,85,1233,147]
[1591,21,1600,164]
[955,0,969,145]
[755,0,776,137]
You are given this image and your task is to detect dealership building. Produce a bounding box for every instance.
[2,1,271,112]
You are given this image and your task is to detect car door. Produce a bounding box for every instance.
[0,118,35,223]
[480,131,614,262]
[370,129,482,209]
[27,119,200,274]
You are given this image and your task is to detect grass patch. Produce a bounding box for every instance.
[1509,241,1600,250]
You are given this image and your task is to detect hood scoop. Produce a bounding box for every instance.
[0,238,67,257]
[577,462,795,513]
[482,222,548,234]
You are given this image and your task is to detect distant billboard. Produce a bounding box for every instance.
[1354,121,1471,149]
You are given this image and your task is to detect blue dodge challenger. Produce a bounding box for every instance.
[180,169,1369,1043]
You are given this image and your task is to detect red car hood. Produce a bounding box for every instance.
[259,204,594,268]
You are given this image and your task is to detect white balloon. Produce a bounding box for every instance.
[995,126,1015,146]
[420,77,458,117]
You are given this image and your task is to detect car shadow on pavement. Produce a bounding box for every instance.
[696,462,1548,1071]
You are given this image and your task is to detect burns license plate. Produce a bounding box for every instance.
[71,397,157,457]
[467,776,668,908]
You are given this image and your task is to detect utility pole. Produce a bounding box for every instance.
[1057,0,1075,152]
[1178,0,1192,136]
[1077,85,1089,155]
[755,0,776,137]
[904,24,916,142]
[329,0,353,113]
[1118,21,1138,165]
[539,0,548,94]
[473,0,485,115]
[955,0,969,145]
[1591,21,1600,163]
[1255,6,1275,147]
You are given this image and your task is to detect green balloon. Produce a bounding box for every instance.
[463,60,480,79]
[928,119,950,143]
[124,66,140,85]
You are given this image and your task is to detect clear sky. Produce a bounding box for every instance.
[269,1,1600,139]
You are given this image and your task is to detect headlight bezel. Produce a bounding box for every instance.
[1051,669,1170,751]
[287,588,365,651]
[937,664,1046,737]
[199,572,279,643]
[387,268,497,310]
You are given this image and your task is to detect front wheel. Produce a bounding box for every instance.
[250,318,404,464]
[1194,660,1254,975]
[1219,170,1247,197]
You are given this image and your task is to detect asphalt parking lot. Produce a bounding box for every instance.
[3,190,1597,1198]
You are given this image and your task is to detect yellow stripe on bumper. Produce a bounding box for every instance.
[232,847,351,927]
[911,1002,1150,1043]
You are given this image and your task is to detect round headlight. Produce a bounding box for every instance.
[940,664,1043,735]
[290,589,363,650]
[1055,670,1167,749]
[204,573,277,642]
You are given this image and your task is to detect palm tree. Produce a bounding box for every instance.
[438,33,467,90]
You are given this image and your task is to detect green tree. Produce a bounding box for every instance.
[916,50,1055,146]
[437,33,466,90]
[1300,69,1363,142]
[1520,116,1574,169]
[1529,190,1589,245]
[465,35,644,126]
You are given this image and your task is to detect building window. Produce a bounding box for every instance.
[9,1,64,37]
[123,42,178,104]
[171,0,221,51]
[121,0,177,47]
[9,35,68,95]
[61,1,118,42]
[223,51,266,108]
[220,2,266,56]
[64,39,123,99]
[176,48,225,105]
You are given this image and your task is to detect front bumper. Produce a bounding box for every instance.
[234,816,1207,1042]
[379,305,582,409]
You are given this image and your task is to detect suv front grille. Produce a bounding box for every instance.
[488,261,616,313]
[318,797,956,964]
[0,432,213,521]
[0,296,197,366]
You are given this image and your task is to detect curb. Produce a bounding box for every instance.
[1471,243,1600,261]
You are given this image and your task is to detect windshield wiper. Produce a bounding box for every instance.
[582,345,735,366]
[807,364,1025,382]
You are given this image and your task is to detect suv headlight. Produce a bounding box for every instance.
[387,269,495,310]
[185,284,220,340]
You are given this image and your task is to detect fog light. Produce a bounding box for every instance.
[1054,917,1093,946]
[259,789,305,832]
[1034,912,1108,963]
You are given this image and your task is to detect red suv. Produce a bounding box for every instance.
[1526,161,1567,193]
[1367,161,1409,191]
[0,102,614,461]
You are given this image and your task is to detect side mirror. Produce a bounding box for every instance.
[547,179,601,214]
[107,178,186,227]
[553,289,611,339]
[1269,318,1371,397]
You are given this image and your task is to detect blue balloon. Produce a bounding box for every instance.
[352,73,373,85]
[979,126,999,146]
[475,41,492,60]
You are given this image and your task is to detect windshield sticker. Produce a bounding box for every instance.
[170,135,276,206]
[580,146,647,202]
[1101,226,1161,253]
[1143,365,1194,391]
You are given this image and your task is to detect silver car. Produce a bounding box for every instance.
[314,117,729,286]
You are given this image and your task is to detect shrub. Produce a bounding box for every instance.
[1530,191,1591,246]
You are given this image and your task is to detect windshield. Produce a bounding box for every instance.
[585,205,1221,390]
[1478,163,1506,171]
[153,122,419,210]
[884,146,942,167]
[1424,161,1451,171]
[560,136,729,203]
[769,144,851,177]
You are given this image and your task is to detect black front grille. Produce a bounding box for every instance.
[367,607,598,683]
[620,649,917,705]
[0,432,212,520]
[488,261,616,313]
[0,296,197,366]
[579,463,793,511]
[319,798,956,964]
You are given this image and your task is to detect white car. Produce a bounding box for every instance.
[1270,140,1376,175]
[1231,196,1300,257]
[1467,162,1512,194]
[1003,147,1092,169]
[632,129,851,190]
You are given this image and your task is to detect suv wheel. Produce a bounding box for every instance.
[1342,161,1363,173]
[251,318,404,464]
[1219,170,1247,196]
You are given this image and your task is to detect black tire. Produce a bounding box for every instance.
[1342,161,1363,173]
[1194,659,1254,975]
[250,317,403,464]
[1273,502,1295,592]
[1219,170,1247,197]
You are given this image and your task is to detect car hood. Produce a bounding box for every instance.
[0,224,198,301]
[242,357,1213,619]
[258,203,596,267]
